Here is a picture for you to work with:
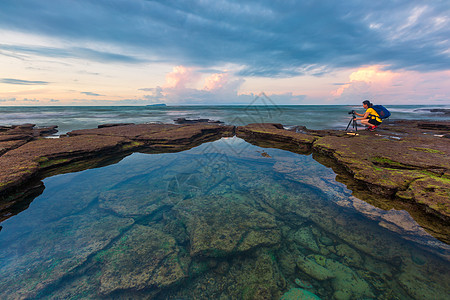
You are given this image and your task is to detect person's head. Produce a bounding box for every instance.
[362,100,372,109]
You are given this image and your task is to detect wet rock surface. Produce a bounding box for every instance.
[174,117,224,124]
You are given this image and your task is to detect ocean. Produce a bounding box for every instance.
[0,104,449,134]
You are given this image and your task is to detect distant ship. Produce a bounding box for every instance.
[146,103,167,107]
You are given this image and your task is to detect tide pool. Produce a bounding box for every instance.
[0,137,448,299]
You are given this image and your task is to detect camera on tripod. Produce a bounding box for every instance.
[346,110,358,131]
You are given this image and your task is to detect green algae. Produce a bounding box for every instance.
[38,158,70,168]
[370,156,413,169]
[409,147,445,154]
[121,141,144,151]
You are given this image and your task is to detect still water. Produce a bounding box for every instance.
[0,137,449,299]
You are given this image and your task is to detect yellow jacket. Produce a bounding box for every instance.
[366,108,382,123]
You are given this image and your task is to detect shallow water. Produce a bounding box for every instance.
[0,138,449,299]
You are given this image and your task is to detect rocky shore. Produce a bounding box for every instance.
[1,120,449,240]
[0,123,234,222]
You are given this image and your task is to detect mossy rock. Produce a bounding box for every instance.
[98,224,186,295]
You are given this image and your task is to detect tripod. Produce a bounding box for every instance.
[345,112,358,131]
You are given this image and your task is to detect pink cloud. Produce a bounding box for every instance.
[144,66,246,104]
[203,73,229,91]
[162,65,197,89]
[331,65,450,104]
[332,65,398,96]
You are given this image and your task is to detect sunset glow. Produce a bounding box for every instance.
[0,1,449,105]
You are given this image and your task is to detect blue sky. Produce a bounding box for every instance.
[1,0,449,105]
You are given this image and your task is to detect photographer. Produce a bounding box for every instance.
[353,100,382,131]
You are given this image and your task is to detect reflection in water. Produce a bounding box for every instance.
[0,137,449,299]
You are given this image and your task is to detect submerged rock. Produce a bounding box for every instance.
[291,226,320,253]
[0,209,133,299]
[294,251,334,281]
[295,278,313,289]
[98,224,186,295]
[280,288,321,300]
[325,259,374,299]
[334,244,363,266]
[174,193,280,257]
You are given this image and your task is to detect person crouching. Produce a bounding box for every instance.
[354,100,382,131]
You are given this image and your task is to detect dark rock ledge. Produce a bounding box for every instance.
[0,123,234,222]
[0,121,449,242]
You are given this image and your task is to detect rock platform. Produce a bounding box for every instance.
[1,120,449,240]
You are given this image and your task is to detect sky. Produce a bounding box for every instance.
[0,0,449,106]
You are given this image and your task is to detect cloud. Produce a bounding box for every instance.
[0,98,16,102]
[0,44,146,64]
[331,65,450,104]
[81,91,103,96]
[141,66,304,105]
[0,78,49,85]
[332,65,398,96]
[162,66,198,89]
[0,1,449,77]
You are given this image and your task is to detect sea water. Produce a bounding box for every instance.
[0,105,449,134]
[0,137,449,299]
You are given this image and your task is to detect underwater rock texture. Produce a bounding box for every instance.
[0,209,133,299]
[98,225,186,295]
[236,121,450,223]
[174,193,281,257]
[1,136,449,299]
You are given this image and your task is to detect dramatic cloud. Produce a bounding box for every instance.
[0,78,49,85]
[331,66,450,104]
[0,0,449,77]
[142,66,244,104]
[332,66,398,96]
[162,66,198,89]
[140,66,303,105]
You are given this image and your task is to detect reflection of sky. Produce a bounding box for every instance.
[1,137,448,256]
[0,1,449,105]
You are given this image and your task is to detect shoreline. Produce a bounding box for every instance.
[1,121,449,242]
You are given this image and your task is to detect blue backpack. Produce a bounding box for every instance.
[372,105,391,119]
